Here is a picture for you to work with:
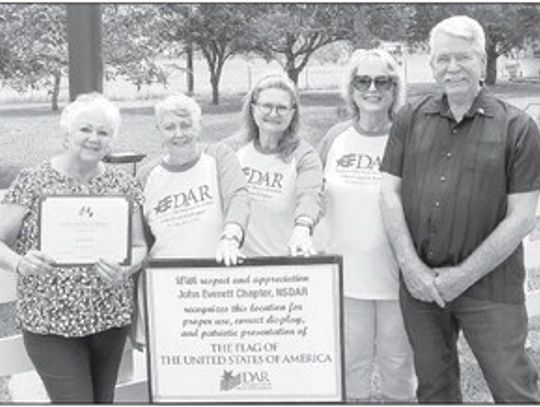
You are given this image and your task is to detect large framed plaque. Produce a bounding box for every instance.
[144,256,344,403]
[38,195,132,266]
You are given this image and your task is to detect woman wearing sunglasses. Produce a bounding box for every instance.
[317,49,415,402]
[226,74,323,257]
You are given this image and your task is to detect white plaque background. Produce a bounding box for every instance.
[145,261,343,403]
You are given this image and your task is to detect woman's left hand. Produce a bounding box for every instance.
[95,258,132,287]
[216,238,245,267]
[288,225,317,257]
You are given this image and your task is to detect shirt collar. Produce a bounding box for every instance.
[424,86,496,119]
[160,153,201,172]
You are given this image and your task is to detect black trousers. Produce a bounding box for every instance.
[400,284,540,403]
[23,325,130,403]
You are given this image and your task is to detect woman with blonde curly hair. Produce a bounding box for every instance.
[317,49,414,402]
[226,74,323,257]
[0,93,147,403]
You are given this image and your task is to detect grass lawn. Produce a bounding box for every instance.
[0,90,346,188]
[2,81,540,402]
[2,81,540,188]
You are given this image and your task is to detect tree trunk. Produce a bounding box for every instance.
[208,55,226,105]
[485,43,498,85]
[210,72,220,105]
[185,40,194,95]
[285,59,299,84]
[51,71,61,111]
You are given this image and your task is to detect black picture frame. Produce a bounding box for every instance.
[143,255,345,404]
[38,195,132,266]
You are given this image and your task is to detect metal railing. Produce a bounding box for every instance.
[103,152,146,176]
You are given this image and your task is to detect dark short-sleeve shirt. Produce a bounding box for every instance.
[381,87,540,304]
[1,161,144,337]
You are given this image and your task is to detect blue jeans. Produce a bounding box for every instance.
[400,283,540,403]
[344,297,415,402]
[23,326,130,403]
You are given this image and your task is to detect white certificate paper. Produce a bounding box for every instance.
[39,195,132,266]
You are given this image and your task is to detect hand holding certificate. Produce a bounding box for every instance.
[15,249,56,277]
[38,195,132,267]
[95,257,132,286]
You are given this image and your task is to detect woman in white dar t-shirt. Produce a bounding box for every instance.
[226,74,324,257]
[139,93,249,262]
[133,93,250,346]
[317,49,415,402]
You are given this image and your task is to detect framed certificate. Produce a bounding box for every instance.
[38,195,132,266]
[143,256,344,403]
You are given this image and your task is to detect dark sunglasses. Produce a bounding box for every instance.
[352,75,395,92]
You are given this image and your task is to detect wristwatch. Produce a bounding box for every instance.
[220,231,241,245]
[295,216,314,235]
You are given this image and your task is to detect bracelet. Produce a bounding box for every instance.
[295,217,313,235]
[221,234,241,245]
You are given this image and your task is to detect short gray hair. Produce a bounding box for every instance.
[342,48,406,121]
[154,93,202,126]
[429,15,486,60]
[59,92,121,137]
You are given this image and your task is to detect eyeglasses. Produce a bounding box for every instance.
[352,75,395,92]
[252,103,294,116]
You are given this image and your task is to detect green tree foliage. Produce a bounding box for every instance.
[0,4,67,110]
[347,4,412,48]
[406,4,540,84]
[0,43,13,80]
[249,4,357,84]
[155,4,257,104]
[0,4,169,108]
[102,5,167,92]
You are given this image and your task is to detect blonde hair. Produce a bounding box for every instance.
[342,48,406,121]
[154,93,202,127]
[429,15,486,62]
[238,74,300,161]
[59,92,121,137]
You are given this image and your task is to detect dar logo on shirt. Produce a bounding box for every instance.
[336,153,381,170]
[242,166,283,189]
[154,184,212,215]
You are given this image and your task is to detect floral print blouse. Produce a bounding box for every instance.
[1,161,143,337]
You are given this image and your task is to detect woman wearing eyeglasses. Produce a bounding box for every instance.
[317,49,415,402]
[225,74,323,257]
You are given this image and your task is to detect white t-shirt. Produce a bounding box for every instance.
[143,153,223,258]
[236,142,297,256]
[321,126,399,299]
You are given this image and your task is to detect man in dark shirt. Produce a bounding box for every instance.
[380,15,540,402]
